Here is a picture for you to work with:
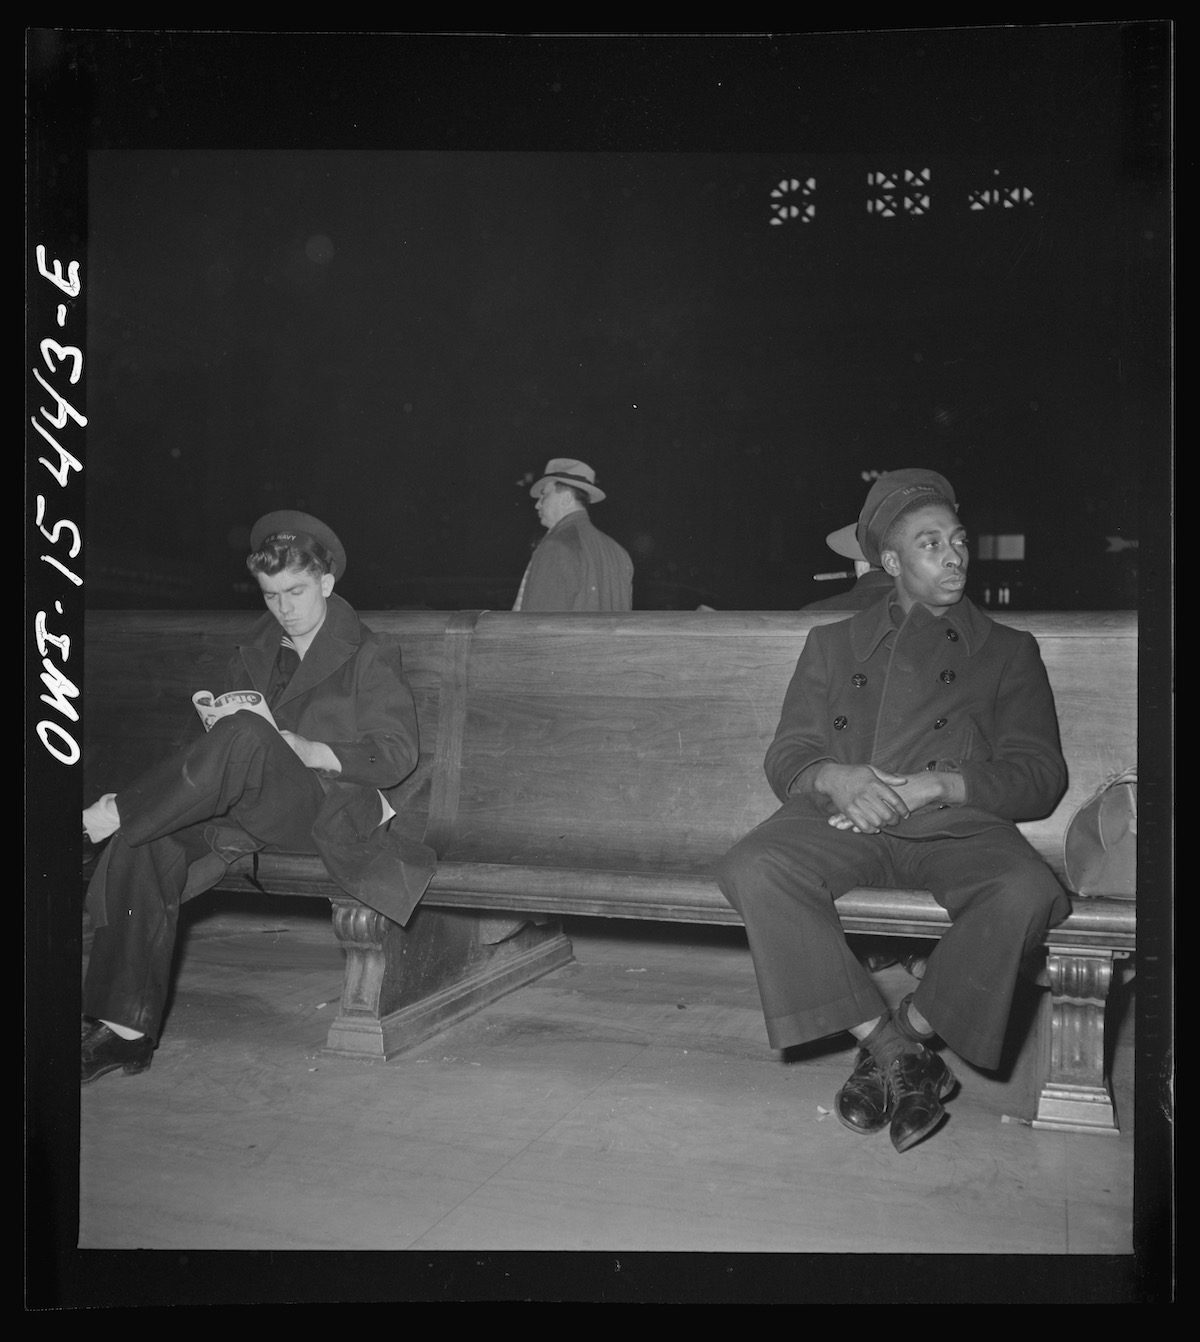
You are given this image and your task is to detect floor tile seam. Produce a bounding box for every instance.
[1060,1175,1075,1253]
[390,1038,663,1247]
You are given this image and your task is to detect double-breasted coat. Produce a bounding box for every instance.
[83,593,437,1038]
[715,593,1071,1070]
[227,592,437,925]
[767,594,1067,835]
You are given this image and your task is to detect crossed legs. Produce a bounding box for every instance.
[83,712,326,1054]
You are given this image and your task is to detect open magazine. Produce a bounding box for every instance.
[190,688,395,824]
[192,689,278,732]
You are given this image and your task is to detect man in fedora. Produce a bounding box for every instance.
[79,510,436,1084]
[803,521,894,613]
[716,469,1070,1152]
[514,458,633,611]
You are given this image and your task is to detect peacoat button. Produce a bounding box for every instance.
[946,627,959,641]
[939,669,956,684]
[851,673,867,688]
[934,718,948,729]
[834,715,848,730]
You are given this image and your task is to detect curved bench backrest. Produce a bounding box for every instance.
[83,608,1137,884]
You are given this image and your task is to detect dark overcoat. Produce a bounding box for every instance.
[767,594,1067,837]
[517,510,633,611]
[228,592,436,924]
[802,567,894,612]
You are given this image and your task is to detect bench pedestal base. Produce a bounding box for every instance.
[324,898,573,1060]
[1033,946,1122,1136]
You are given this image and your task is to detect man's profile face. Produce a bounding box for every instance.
[882,502,969,613]
[256,565,335,638]
[535,483,573,530]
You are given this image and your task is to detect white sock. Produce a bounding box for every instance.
[83,793,121,843]
[99,1019,145,1041]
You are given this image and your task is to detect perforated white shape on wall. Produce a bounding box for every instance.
[867,168,932,217]
[968,168,1035,210]
[769,177,816,225]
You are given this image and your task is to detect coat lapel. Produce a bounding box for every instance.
[235,593,361,706]
[273,594,361,711]
[848,593,993,661]
[237,619,280,695]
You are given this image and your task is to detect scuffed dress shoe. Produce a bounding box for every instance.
[835,1049,892,1134]
[81,1023,154,1084]
[887,1046,956,1152]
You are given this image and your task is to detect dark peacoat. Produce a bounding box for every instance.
[766,593,1067,839]
[229,592,436,924]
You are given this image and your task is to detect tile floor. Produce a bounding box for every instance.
[64,893,1153,1301]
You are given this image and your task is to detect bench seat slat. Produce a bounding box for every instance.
[215,852,1135,950]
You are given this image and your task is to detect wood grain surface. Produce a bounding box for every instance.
[83,608,1137,883]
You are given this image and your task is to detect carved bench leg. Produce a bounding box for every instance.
[1033,945,1121,1135]
[323,898,574,1060]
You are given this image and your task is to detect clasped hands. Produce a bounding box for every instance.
[816,763,951,834]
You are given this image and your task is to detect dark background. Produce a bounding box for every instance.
[26,25,1173,1307]
[37,25,1170,614]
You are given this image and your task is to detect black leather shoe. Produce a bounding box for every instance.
[887,1046,956,1152]
[835,1049,893,1134]
[81,1023,154,1084]
[861,951,899,972]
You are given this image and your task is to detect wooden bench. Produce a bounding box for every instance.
[83,608,1137,1135]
